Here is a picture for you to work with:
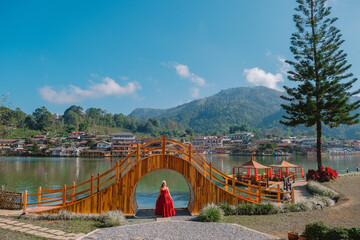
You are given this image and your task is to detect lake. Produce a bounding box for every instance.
[1,154,359,209]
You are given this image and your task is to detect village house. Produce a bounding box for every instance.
[112,132,135,142]
[50,146,81,157]
[111,142,137,156]
[96,141,112,150]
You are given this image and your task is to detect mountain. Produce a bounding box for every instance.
[130,86,360,138]
[131,86,286,134]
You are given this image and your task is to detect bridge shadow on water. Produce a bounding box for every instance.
[133,208,196,221]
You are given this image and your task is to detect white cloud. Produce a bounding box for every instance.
[172,63,206,86]
[39,77,141,104]
[190,87,200,98]
[244,56,291,91]
[244,68,284,91]
[278,56,291,76]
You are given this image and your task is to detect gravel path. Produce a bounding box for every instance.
[81,221,279,240]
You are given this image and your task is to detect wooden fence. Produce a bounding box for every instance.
[0,191,23,210]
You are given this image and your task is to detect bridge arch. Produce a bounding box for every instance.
[132,169,192,211]
[131,167,194,214]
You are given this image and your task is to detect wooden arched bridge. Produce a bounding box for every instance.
[23,136,294,215]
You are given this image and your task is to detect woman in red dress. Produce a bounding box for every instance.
[155,180,176,217]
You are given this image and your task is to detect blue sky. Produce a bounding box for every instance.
[1,0,360,115]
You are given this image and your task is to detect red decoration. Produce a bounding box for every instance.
[269,168,273,179]
[306,166,338,182]
[254,169,258,181]
[278,168,282,179]
[300,168,304,178]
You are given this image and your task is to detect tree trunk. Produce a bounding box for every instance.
[316,121,322,170]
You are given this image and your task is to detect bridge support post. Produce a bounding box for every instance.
[291,188,295,204]
[232,174,235,194]
[72,182,75,203]
[277,184,281,203]
[115,161,119,182]
[162,135,165,156]
[258,183,262,203]
[23,190,27,213]
[225,172,228,191]
[209,162,212,181]
[62,185,66,206]
[37,186,41,207]
[136,144,140,164]
[188,144,192,163]
[91,174,94,195]
[97,173,100,193]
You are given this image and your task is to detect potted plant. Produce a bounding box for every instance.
[288,231,299,240]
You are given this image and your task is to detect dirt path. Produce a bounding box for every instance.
[223,175,360,239]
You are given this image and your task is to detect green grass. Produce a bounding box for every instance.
[0,228,48,240]
[16,218,109,234]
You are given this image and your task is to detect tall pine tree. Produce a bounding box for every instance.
[281,0,360,170]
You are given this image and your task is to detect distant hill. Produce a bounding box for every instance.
[130,86,360,138]
[131,86,285,134]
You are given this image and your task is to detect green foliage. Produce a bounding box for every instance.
[32,142,40,154]
[21,209,125,227]
[198,203,224,222]
[218,202,235,216]
[229,124,250,134]
[307,180,340,200]
[281,0,360,169]
[304,222,360,240]
[99,210,126,227]
[305,222,329,240]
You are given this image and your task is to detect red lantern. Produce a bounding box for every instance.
[247,168,250,176]
[233,168,235,175]
[254,169,258,181]
[301,168,304,178]
[269,168,273,179]
[278,168,282,179]
[286,167,289,174]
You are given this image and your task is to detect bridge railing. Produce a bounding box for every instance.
[22,135,294,212]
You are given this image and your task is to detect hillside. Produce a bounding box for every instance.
[130,86,360,138]
[131,86,285,134]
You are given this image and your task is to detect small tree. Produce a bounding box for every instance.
[281,0,360,170]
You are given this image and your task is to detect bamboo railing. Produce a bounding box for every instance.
[22,135,294,212]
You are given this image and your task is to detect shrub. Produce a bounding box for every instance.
[304,222,360,240]
[281,203,300,213]
[324,227,349,240]
[234,204,256,215]
[21,209,125,226]
[306,167,338,182]
[198,203,224,222]
[305,222,329,240]
[348,227,360,239]
[218,202,235,216]
[307,180,340,200]
[99,210,126,227]
[254,203,277,215]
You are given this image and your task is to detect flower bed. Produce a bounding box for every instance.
[306,167,338,182]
